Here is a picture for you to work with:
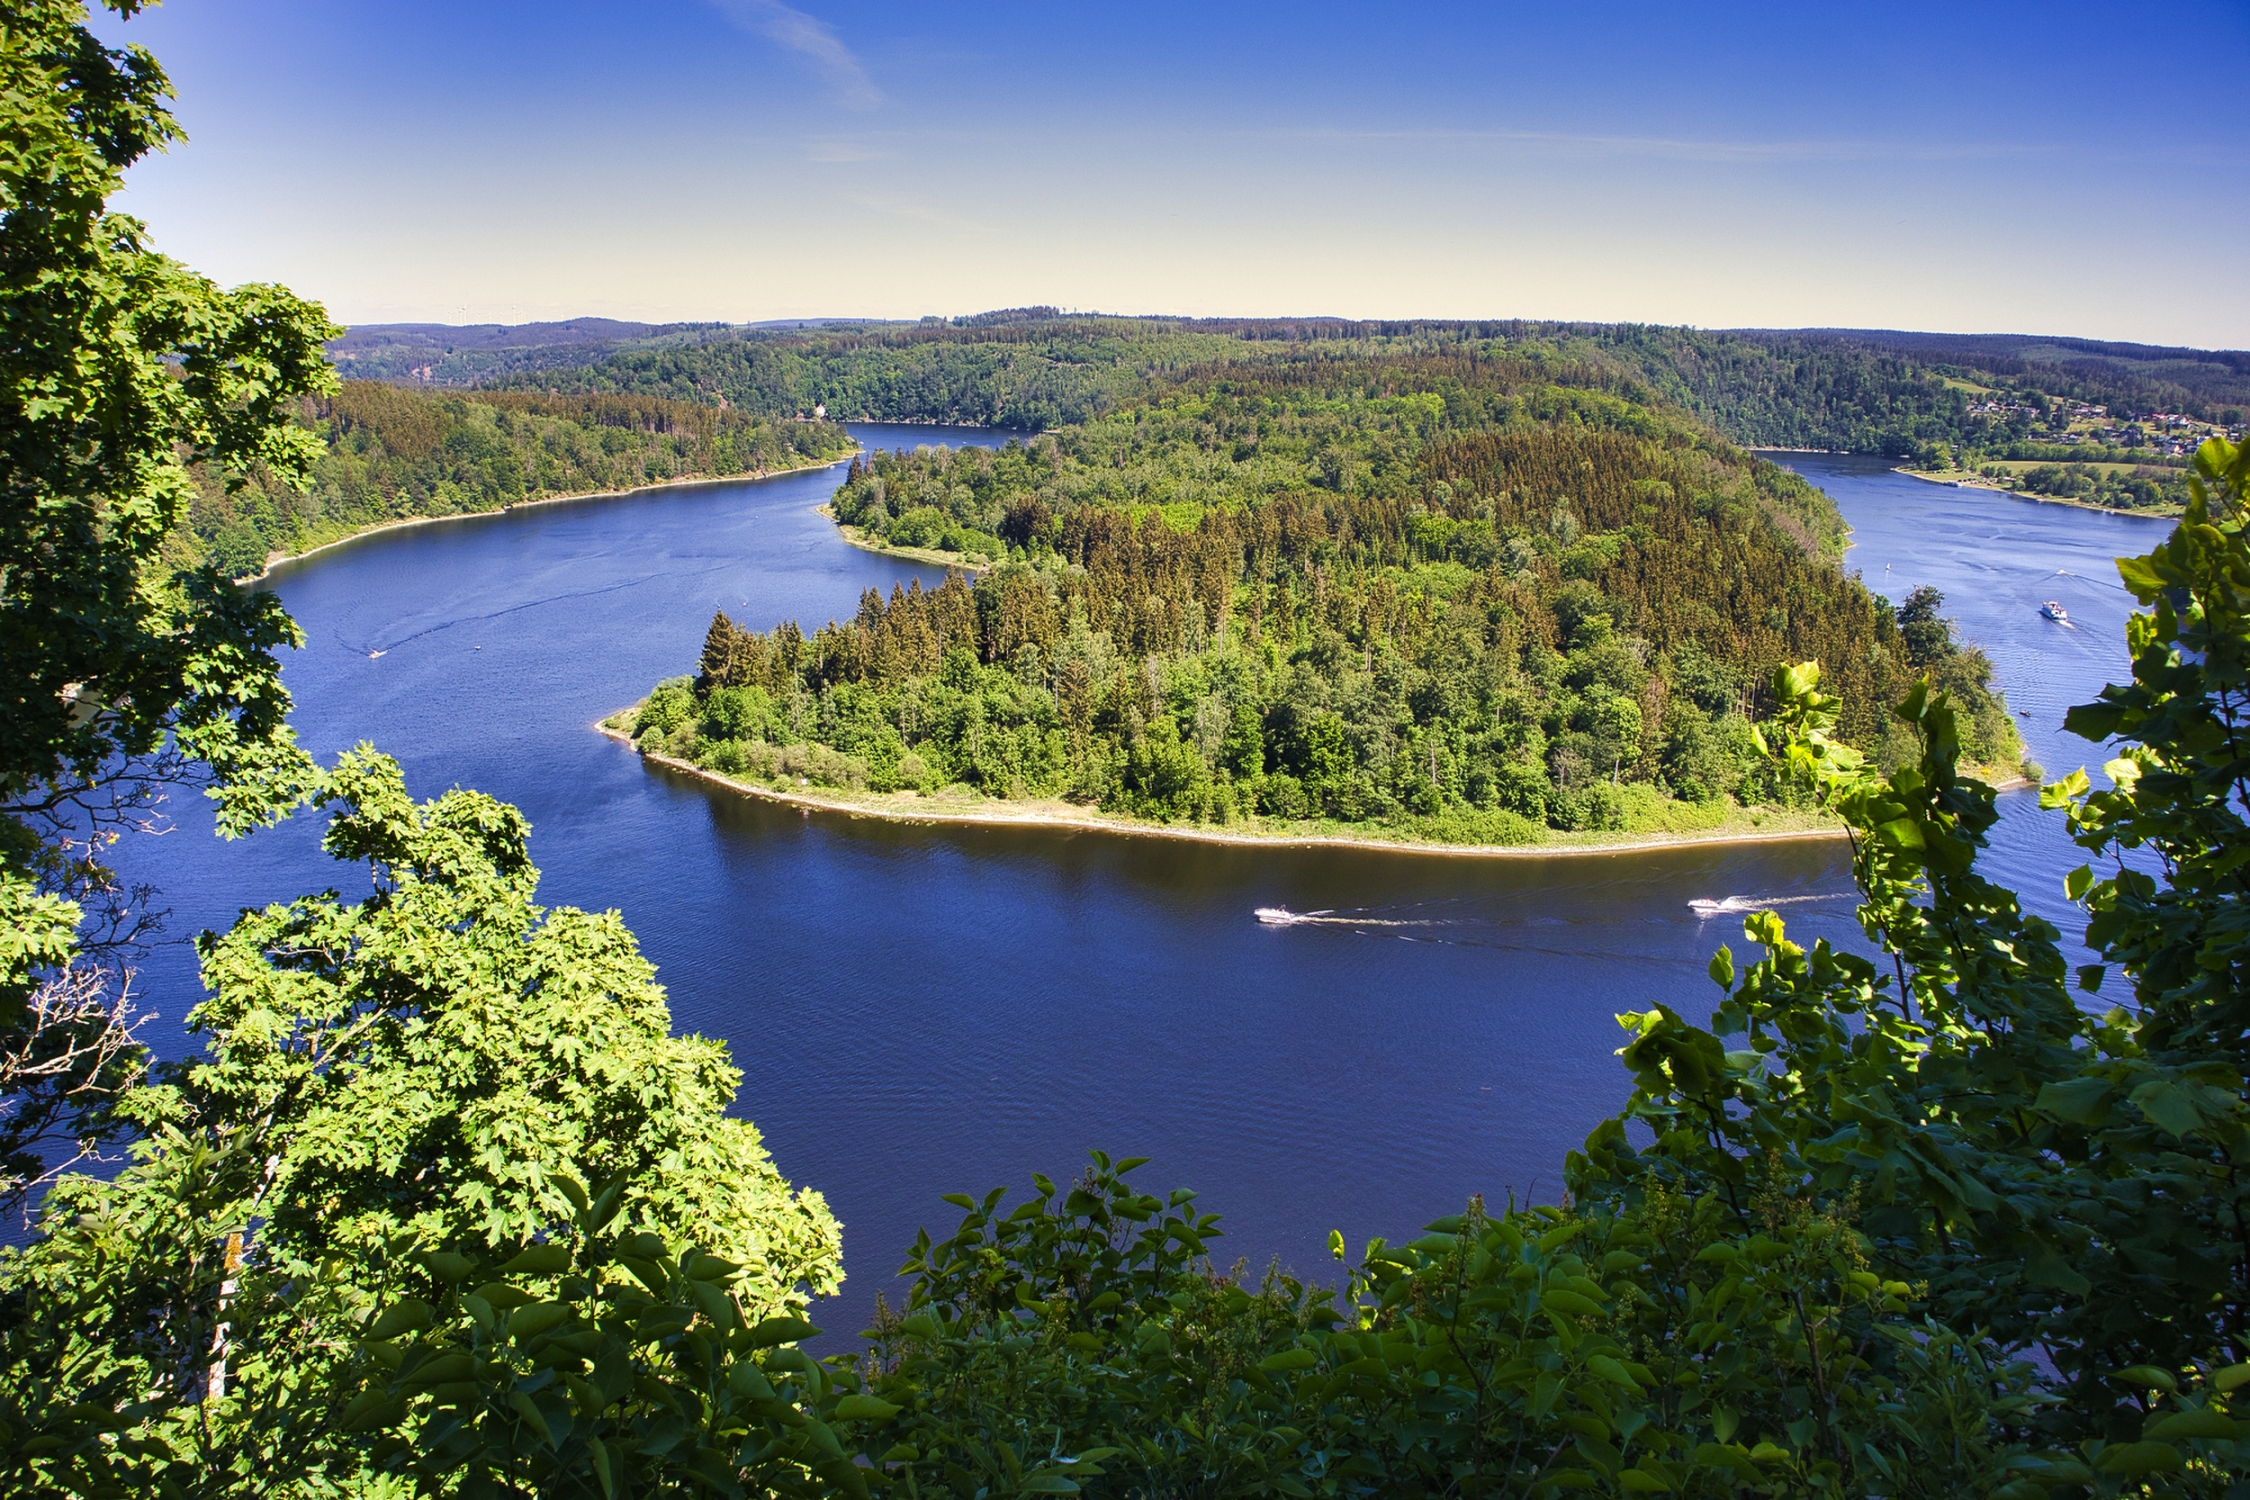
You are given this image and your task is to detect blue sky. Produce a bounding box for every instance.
[93,0,2250,344]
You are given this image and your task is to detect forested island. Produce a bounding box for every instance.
[187,382,851,578]
[620,350,2021,847]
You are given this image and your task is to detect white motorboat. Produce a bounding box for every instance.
[1255,906,1307,925]
[2041,600,2069,623]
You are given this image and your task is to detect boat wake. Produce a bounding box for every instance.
[1688,893,1853,917]
[1254,906,1444,929]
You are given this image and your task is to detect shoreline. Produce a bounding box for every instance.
[232,451,856,584]
[1889,467,2179,520]
[596,716,1849,861]
[815,505,994,574]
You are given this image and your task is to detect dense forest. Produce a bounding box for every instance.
[430,313,2244,512]
[484,316,1264,431]
[628,352,2019,843]
[188,381,850,578]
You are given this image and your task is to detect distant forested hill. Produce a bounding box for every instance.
[481,319,1273,431]
[191,382,849,578]
[325,319,727,385]
[375,314,2245,499]
[624,344,2020,847]
[1580,324,2249,457]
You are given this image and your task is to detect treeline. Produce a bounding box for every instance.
[481,320,1263,432]
[189,381,851,577]
[2005,461,2191,509]
[1593,325,2246,459]
[632,354,2016,843]
[442,315,2242,505]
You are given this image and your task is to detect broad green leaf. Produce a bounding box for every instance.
[2114,1365,2181,1394]
[366,1297,434,1342]
[832,1393,902,1422]
[2035,1076,2113,1127]
[2093,1441,2183,1476]
[1542,1289,1605,1319]
[744,1317,822,1349]
[2147,1410,2239,1440]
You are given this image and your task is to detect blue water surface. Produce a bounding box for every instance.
[104,434,2169,1330]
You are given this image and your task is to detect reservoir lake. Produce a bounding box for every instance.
[112,432,2171,1332]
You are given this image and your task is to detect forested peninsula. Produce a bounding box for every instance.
[188,381,851,578]
[621,348,2022,848]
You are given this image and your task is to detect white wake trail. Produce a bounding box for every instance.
[1688,893,1853,917]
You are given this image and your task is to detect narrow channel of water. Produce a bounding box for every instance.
[104,433,2168,1332]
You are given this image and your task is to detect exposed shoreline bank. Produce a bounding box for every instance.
[232,451,856,584]
[814,505,994,574]
[1889,466,2180,519]
[596,715,1849,861]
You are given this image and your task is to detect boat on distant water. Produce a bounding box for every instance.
[1255,906,1306,925]
[2041,600,2069,623]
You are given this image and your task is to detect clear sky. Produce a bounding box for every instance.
[90,0,2250,346]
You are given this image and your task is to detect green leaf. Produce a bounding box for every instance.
[365,1297,434,1342]
[2114,1365,2181,1395]
[2093,1441,2183,1476]
[1873,816,1925,851]
[2147,1410,2239,1440]
[588,1434,616,1500]
[509,1303,570,1341]
[1258,1348,1318,1373]
[2114,555,2167,597]
[584,1179,625,1232]
[2035,1076,2113,1127]
[339,1392,404,1433]
[508,1390,556,1447]
[2131,1079,2217,1138]
[832,1393,903,1422]
[1587,1354,1641,1391]
[419,1251,476,1284]
[1706,945,1735,990]
[498,1243,573,1277]
[744,1317,821,1349]
[2025,1243,2092,1296]
[1542,1289,1605,1319]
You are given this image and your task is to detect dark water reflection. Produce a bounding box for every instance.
[103,433,2166,1334]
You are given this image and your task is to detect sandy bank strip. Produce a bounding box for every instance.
[815,506,993,575]
[232,452,856,584]
[1889,468,2179,520]
[596,718,1846,861]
